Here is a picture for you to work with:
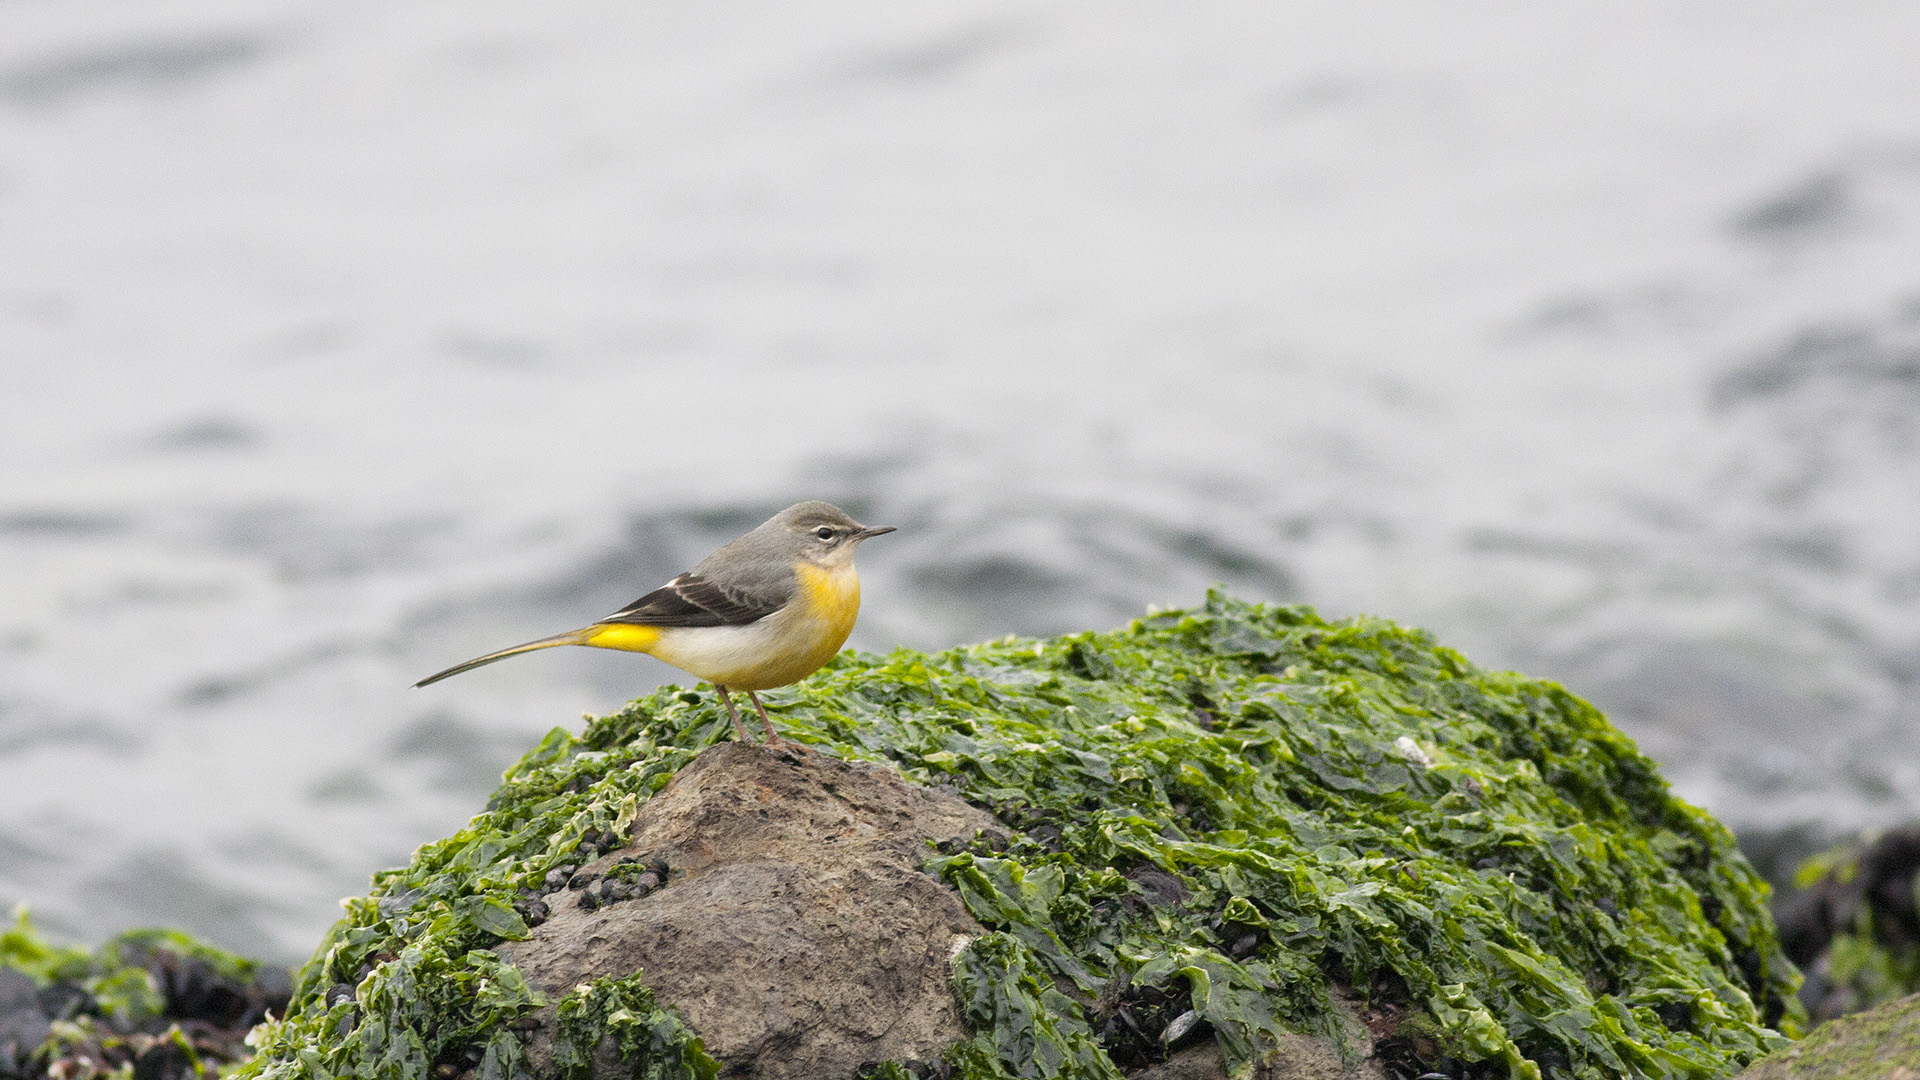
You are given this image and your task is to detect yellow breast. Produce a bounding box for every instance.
[716,561,859,690]
[796,561,862,636]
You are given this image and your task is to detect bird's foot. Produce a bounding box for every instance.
[744,691,805,757]
[763,733,809,759]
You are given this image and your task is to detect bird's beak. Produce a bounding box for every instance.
[853,525,897,541]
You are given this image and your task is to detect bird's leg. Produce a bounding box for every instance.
[714,685,751,743]
[747,691,800,752]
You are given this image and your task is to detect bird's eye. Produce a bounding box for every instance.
[815,526,835,540]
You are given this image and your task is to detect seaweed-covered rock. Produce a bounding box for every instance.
[240,592,1801,1080]
[1732,989,1920,1079]
[502,740,998,1077]
[1776,826,1920,1021]
[1129,994,1385,1080]
[0,910,290,1080]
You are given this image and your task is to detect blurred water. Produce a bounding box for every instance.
[3,0,1919,961]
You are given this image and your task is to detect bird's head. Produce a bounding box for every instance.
[775,501,896,568]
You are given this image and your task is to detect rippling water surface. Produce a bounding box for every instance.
[4,1,1919,961]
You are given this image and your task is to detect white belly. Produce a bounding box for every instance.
[647,601,853,691]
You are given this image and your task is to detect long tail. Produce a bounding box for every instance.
[414,629,593,687]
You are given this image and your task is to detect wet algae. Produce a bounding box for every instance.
[240,592,1800,1080]
[1778,827,1920,1021]
[0,908,289,1080]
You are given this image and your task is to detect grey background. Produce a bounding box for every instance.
[3,1,1918,961]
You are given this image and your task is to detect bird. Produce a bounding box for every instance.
[414,501,895,747]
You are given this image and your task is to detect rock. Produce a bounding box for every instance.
[1776,825,1920,1021]
[0,968,52,1071]
[499,740,1001,1079]
[1734,990,1920,1079]
[0,969,38,1014]
[0,914,290,1080]
[245,594,1801,1080]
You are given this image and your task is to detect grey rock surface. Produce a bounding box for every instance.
[500,740,1001,1079]
[0,968,51,1070]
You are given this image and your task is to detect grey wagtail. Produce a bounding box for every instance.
[414,501,894,746]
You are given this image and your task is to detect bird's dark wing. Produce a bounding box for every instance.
[599,572,788,628]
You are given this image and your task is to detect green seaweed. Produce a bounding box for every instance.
[0,909,269,1023]
[241,592,1800,1080]
[1,906,93,985]
[1791,842,1920,1014]
[1,907,281,1078]
[237,730,717,1080]
[1823,930,1920,1014]
[948,932,1122,1079]
[550,974,719,1080]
